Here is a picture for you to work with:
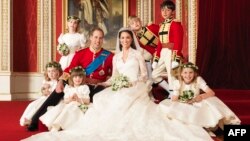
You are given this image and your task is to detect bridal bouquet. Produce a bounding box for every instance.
[179,90,194,102]
[57,43,70,56]
[78,104,89,113]
[111,74,130,91]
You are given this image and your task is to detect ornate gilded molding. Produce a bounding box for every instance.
[137,0,151,25]
[37,0,55,72]
[37,0,41,71]
[52,0,56,60]
[136,0,141,21]
[0,0,11,72]
[188,0,198,64]
[123,0,129,27]
[175,0,182,21]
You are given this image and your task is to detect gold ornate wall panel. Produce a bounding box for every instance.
[137,0,152,25]
[37,0,56,72]
[188,0,198,64]
[123,0,129,27]
[0,0,11,72]
[175,0,182,21]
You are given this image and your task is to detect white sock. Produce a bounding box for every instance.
[158,80,174,98]
[159,81,170,93]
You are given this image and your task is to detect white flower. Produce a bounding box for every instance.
[111,74,130,91]
[179,90,194,102]
[57,43,70,56]
[78,104,88,113]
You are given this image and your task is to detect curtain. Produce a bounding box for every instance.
[196,0,250,89]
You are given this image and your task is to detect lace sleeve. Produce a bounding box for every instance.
[136,51,148,82]
[104,54,118,85]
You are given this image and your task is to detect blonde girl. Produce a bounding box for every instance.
[159,62,241,136]
[20,61,62,126]
[58,16,87,70]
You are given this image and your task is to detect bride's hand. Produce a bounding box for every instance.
[131,81,138,86]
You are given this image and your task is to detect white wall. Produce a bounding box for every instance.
[0,72,43,100]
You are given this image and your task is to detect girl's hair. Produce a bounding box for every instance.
[118,29,136,51]
[68,66,86,86]
[44,61,63,81]
[160,0,176,11]
[67,15,81,24]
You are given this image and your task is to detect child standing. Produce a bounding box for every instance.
[159,62,241,134]
[152,0,184,96]
[128,15,159,79]
[40,66,90,131]
[58,15,87,70]
[20,61,62,126]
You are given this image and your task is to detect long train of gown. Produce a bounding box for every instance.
[22,82,213,141]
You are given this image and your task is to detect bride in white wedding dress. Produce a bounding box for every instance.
[22,28,213,141]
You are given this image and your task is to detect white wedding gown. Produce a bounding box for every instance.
[22,48,212,141]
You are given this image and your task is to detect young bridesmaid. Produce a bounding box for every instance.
[39,66,90,131]
[57,15,87,70]
[159,62,241,135]
[20,61,62,126]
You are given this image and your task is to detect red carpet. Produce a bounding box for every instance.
[0,101,45,141]
[214,89,250,125]
[0,89,249,141]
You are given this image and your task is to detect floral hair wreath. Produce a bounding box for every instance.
[46,61,61,69]
[67,16,81,23]
[182,63,199,71]
[69,66,86,75]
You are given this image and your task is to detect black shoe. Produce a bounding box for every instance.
[152,83,158,88]
[27,124,38,131]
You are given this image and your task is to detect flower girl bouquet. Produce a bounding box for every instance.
[78,104,89,113]
[111,74,130,91]
[179,90,194,102]
[57,43,70,56]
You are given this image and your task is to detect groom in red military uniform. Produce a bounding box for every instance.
[27,27,113,131]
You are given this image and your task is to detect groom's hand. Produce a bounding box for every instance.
[56,80,65,93]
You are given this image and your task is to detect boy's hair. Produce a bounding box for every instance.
[44,61,62,81]
[128,15,141,26]
[89,27,104,37]
[68,66,86,86]
[160,0,176,11]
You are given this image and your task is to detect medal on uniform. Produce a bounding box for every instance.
[99,70,105,76]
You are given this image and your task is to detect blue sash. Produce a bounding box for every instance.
[85,50,111,75]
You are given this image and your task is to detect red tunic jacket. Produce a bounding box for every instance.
[64,47,113,81]
[154,20,183,62]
